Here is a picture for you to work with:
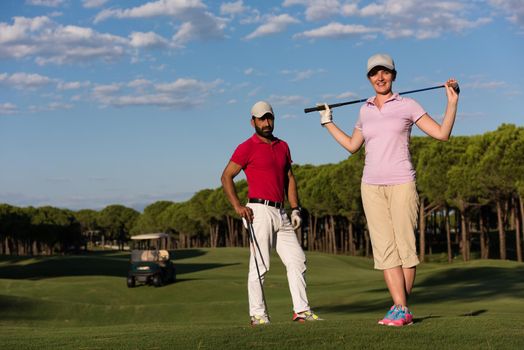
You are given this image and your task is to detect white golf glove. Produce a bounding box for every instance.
[291,208,302,230]
[318,103,332,126]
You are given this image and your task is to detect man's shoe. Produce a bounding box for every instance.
[292,310,323,323]
[250,314,270,326]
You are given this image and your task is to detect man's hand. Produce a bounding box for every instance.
[318,103,333,126]
[291,208,302,230]
[235,205,254,222]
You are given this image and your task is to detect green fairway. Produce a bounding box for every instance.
[1,249,523,349]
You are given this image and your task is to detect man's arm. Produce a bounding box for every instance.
[221,160,253,221]
[287,167,302,230]
[286,167,299,209]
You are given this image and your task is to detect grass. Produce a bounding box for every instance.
[1,248,523,349]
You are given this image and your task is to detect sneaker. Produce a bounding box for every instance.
[292,310,323,322]
[250,314,270,326]
[378,305,400,325]
[387,306,413,327]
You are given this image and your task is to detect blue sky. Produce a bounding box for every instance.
[0,0,523,211]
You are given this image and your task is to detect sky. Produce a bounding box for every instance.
[0,0,523,211]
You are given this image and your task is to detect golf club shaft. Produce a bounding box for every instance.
[242,218,270,318]
[304,83,460,114]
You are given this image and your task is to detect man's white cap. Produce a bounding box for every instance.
[367,53,395,74]
[250,101,274,118]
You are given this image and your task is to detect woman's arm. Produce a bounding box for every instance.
[415,78,459,141]
[320,103,365,153]
[324,123,365,153]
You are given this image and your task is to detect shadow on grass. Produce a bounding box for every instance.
[413,266,524,303]
[459,309,487,317]
[318,265,524,316]
[0,249,238,280]
[0,295,45,321]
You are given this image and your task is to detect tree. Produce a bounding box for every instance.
[416,137,468,261]
[131,201,173,235]
[74,209,100,250]
[98,205,139,250]
[477,125,522,260]
[446,136,487,261]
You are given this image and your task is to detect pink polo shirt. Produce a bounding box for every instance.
[230,134,292,203]
[355,94,426,185]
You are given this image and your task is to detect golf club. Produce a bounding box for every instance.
[242,217,270,320]
[304,83,460,114]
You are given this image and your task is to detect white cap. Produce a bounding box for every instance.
[250,101,274,118]
[367,53,395,74]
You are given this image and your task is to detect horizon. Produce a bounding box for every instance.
[1,0,523,211]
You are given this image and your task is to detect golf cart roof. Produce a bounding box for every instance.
[131,233,169,240]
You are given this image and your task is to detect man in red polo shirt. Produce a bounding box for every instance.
[221,101,322,326]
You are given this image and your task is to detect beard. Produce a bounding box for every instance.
[255,125,273,138]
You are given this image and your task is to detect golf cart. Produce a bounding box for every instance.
[127,233,176,288]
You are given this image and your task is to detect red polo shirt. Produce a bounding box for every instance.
[230,133,292,203]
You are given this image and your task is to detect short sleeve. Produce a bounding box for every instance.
[409,98,426,123]
[355,106,364,130]
[230,142,250,168]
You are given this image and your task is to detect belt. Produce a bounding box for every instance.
[248,198,284,209]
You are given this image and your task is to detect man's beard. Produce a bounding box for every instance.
[255,125,273,138]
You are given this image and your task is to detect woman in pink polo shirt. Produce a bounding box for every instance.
[319,53,459,327]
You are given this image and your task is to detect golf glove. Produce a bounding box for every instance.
[318,103,332,126]
[291,208,302,230]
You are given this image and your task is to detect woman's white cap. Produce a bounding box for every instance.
[367,54,395,74]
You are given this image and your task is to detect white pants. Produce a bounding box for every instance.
[247,203,310,316]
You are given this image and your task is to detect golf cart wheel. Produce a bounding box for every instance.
[127,276,136,288]
[153,274,162,287]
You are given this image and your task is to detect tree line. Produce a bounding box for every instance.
[1,124,523,263]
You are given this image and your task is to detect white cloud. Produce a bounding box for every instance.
[283,0,344,21]
[0,16,130,65]
[336,91,359,99]
[129,31,170,48]
[92,83,122,95]
[220,1,247,16]
[0,102,18,115]
[127,79,152,89]
[281,68,325,81]
[155,78,222,94]
[57,81,91,90]
[289,0,493,40]
[88,77,223,109]
[0,72,54,89]
[489,0,524,27]
[82,0,109,8]
[244,68,254,75]
[47,102,74,110]
[94,0,227,45]
[295,22,379,39]
[245,14,300,39]
[267,94,309,106]
[26,0,65,7]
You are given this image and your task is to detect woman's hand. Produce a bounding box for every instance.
[445,78,459,105]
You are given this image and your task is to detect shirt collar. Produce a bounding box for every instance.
[366,93,402,106]
[251,133,280,144]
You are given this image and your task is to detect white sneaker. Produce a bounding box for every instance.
[292,310,323,322]
[250,314,270,326]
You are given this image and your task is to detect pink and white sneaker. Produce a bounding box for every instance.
[378,305,413,327]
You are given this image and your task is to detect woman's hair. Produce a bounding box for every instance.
[367,66,397,81]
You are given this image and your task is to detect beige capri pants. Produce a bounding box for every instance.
[361,181,420,270]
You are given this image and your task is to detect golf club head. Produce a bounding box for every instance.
[242,217,248,229]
